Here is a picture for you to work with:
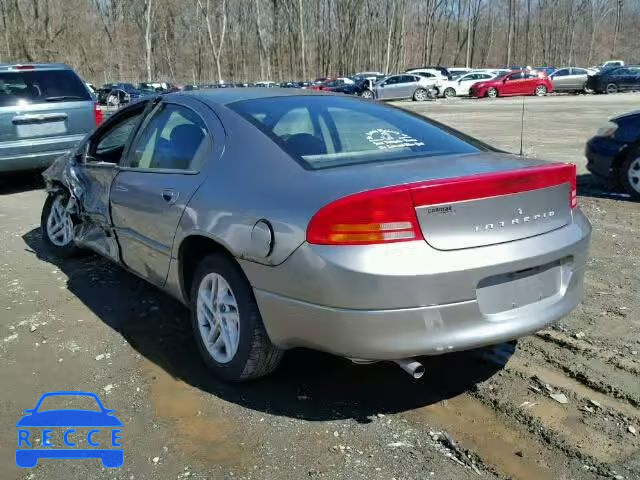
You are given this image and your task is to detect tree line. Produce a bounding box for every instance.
[0,0,637,85]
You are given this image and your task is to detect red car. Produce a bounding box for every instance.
[470,70,553,98]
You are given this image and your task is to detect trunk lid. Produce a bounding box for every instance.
[409,162,575,250]
[414,182,571,250]
[310,153,575,250]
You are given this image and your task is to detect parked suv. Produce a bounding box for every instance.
[0,63,101,173]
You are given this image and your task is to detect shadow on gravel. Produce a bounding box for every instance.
[577,173,637,203]
[0,171,45,195]
[23,227,510,423]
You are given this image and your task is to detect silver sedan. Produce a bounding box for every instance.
[41,89,591,381]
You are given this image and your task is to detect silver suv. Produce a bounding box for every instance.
[0,63,101,173]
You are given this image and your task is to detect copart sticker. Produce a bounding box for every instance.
[366,129,425,150]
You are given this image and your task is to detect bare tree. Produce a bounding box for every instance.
[197,0,227,83]
[0,0,637,85]
[144,0,154,80]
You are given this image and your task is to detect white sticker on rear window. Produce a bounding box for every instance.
[366,129,425,150]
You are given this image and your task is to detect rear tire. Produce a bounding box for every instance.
[40,191,80,258]
[487,87,498,98]
[412,88,428,101]
[443,87,457,98]
[605,83,618,94]
[619,146,640,201]
[534,85,548,96]
[190,254,284,382]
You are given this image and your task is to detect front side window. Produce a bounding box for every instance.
[229,96,485,170]
[128,103,208,171]
[553,69,569,77]
[92,113,144,163]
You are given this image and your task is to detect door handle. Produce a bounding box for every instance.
[162,189,178,204]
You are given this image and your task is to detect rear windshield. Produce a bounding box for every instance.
[0,69,90,107]
[229,96,485,169]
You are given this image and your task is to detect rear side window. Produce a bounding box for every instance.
[229,96,483,169]
[0,69,91,107]
[128,103,208,171]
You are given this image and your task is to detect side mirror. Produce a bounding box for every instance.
[75,143,91,164]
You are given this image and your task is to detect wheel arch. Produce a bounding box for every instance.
[611,140,640,189]
[177,233,244,303]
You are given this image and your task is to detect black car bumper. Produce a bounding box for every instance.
[585,136,626,180]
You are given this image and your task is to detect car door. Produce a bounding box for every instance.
[397,75,417,98]
[629,67,640,90]
[613,68,630,91]
[501,72,522,95]
[70,101,151,261]
[109,96,220,286]
[550,68,570,91]
[570,68,589,90]
[377,76,399,99]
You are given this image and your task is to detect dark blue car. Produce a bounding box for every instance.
[586,109,640,200]
[16,391,123,468]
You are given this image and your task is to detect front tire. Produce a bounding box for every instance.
[41,191,80,257]
[360,89,374,100]
[619,147,640,201]
[487,87,498,98]
[190,254,284,382]
[443,87,457,98]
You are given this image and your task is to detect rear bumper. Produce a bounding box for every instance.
[0,149,69,173]
[246,211,591,360]
[0,134,85,173]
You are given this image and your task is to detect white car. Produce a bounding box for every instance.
[406,68,448,82]
[437,71,497,98]
[448,67,474,78]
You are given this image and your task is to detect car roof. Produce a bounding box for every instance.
[0,62,72,71]
[176,87,333,106]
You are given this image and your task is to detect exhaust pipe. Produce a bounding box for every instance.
[393,359,425,379]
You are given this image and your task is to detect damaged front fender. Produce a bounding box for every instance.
[42,153,121,262]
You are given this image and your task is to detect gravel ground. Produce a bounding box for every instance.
[0,93,639,480]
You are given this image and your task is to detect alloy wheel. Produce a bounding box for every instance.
[196,272,240,364]
[444,87,456,98]
[606,83,618,94]
[414,89,427,101]
[46,196,74,247]
[627,157,640,195]
[487,88,498,98]
[535,85,547,96]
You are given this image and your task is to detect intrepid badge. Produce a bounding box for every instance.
[473,207,556,232]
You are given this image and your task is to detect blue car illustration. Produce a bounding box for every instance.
[16,391,123,468]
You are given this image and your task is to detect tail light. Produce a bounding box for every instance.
[306,188,422,245]
[93,102,104,126]
[569,163,578,209]
[306,163,577,246]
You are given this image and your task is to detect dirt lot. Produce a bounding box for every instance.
[0,93,639,480]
